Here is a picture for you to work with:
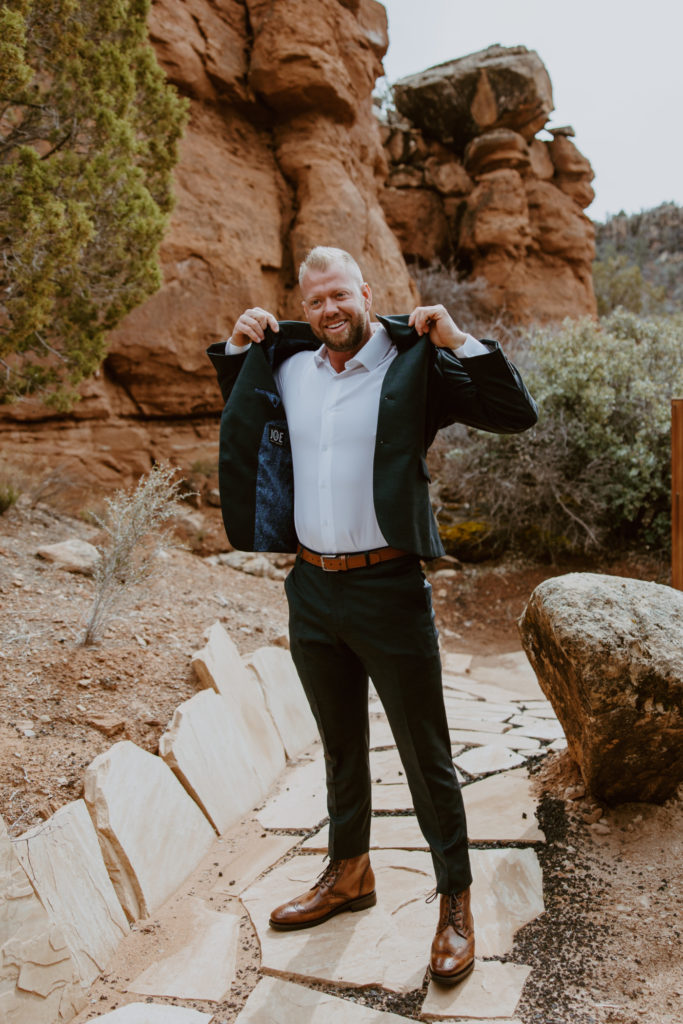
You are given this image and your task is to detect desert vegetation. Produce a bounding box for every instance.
[0,0,188,409]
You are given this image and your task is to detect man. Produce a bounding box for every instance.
[208,246,537,985]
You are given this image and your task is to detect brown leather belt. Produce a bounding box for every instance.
[297,544,409,572]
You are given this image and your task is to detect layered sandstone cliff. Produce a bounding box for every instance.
[380,45,597,322]
[1,0,414,484]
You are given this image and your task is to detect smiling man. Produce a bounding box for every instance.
[208,246,537,985]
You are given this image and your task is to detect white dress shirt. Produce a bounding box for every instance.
[226,323,488,553]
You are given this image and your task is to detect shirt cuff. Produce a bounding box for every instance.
[454,334,489,358]
[225,339,252,355]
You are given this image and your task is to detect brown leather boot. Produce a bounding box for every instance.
[429,887,475,985]
[269,853,376,931]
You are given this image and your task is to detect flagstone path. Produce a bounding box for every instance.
[74,648,564,1023]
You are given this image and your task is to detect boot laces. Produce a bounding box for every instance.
[315,858,344,891]
[427,889,467,933]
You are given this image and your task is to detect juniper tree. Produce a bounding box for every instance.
[0,0,188,409]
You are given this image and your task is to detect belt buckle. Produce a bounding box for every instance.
[320,554,343,571]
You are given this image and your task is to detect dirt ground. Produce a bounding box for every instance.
[0,499,680,1024]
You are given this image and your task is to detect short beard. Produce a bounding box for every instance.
[313,313,367,353]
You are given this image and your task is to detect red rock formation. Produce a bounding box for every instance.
[381,45,597,323]
[1,0,415,482]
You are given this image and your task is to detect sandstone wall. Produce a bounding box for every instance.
[380,45,597,323]
[0,0,415,484]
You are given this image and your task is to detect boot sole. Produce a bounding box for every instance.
[429,956,475,986]
[269,890,377,931]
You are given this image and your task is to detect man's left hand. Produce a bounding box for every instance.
[408,305,467,350]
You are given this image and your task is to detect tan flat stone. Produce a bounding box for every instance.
[462,768,545,842]
[244,647,318,758]
[370,716,396,749]
[450,729,540,751]
[455,745,527,776]
[301,816,426,853]
[191,623,285,792]
[84,741,215,920]
[423,958,531,1018]
[371,783,415,811]
[0,813,84,1023]
[442,652,474,674]
[84,1006,213,1022]
[159,689,274,834]
[371,747,407,784]
[258,754,327,830]
[236,975,417,1022]
[213,834,301,895]
[242,847,543,992]
[129,897,239,1001]
[467,651,544,700]
[508,715,565,741]
[13,800,128,986]
[448,717,511,734]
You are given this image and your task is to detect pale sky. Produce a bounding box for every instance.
[381,0,683,222]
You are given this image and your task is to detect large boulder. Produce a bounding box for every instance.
[393,44,554,149]
[519,573,683,805]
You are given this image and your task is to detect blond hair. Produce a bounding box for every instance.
[298,247,365,290]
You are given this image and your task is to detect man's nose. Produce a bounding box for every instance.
[321,296,339,317]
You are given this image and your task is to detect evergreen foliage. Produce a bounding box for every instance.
[0,0,188,408]
[441,311,683,558]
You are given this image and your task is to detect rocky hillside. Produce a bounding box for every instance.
[595,202,683,309]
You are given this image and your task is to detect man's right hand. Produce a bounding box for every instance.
[230,307,279,348]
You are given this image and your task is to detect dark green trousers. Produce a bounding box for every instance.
[285,553,472,895]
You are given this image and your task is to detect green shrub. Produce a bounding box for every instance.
[593,253,667,316]
[0,481,20,514]
[440,310,683,558]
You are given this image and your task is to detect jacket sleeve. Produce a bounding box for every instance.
[206,341,250,404]
[427,340,538,437]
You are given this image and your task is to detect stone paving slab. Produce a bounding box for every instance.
[508,716,565,741]
[422,958,531,1019]
[442,652,474,674]
[462,768,545,843]
[13,799,128,986]
[257,754,327,830]
[447,717,511,734]
[235,975,415,1022]
[244,647,318,758]
[370,716,397,748]
[454,745,527,776]
[84,1006,213,1022]
[212,834,301,896]
[159,689,272,834]
[450,728,541,751]
[241,848,543,992]
[128,897,239,1001]
[84,741,215,920]
[466,652,544,700]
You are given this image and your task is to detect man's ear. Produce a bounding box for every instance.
[362,282,372,311]
[301,299,310,322]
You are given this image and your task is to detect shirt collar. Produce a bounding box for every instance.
[313,322,394,372]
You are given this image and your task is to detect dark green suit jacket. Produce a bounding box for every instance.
[207,314,537,558]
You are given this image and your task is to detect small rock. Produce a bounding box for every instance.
[590,822,610,835]
[36,538,100,575]
[134,634,148,647]
[86,713,126,737]
[38,715,51,724]
[23,728,37,738]
[77,678,91,688]
[583,807,603,824]
[57,776,69,787]
[564,784,586,801]
[271,632,290,650]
